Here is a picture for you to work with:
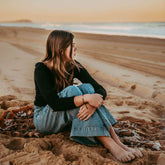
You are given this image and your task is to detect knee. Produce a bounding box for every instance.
[59,85,83,98]
[78,83,95,94]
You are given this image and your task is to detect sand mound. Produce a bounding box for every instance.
[0,94,165,164]
[0,132,165,165]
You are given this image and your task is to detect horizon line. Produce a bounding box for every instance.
[0,19,165,24]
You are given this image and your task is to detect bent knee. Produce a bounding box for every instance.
[79,83,95,94]
[60,85,83,97]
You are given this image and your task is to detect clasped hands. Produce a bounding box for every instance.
[77,93,103,121]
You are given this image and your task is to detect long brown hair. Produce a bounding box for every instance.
[42,30,81,93]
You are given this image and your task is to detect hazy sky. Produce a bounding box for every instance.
[0,0,165,22]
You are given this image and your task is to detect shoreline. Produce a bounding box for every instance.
[0,23,165,40]
[1,25,165,41]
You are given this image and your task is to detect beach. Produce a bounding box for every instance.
[0,26,165,164]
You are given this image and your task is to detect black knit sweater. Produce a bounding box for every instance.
[34,60,107,111]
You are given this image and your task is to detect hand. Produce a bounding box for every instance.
[86,93,103,109]
[77,103,96,121]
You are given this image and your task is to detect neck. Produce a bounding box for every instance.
[43,60,53,70]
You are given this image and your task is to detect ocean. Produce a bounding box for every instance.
[0,22,165,39]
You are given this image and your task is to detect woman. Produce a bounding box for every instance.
[33,30,143,162]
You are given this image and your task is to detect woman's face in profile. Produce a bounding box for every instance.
[64,42,77,60]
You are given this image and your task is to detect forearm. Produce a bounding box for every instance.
[74,93,103,109]
[74,94,89,107]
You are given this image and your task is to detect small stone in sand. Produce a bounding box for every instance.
[131,84,136,90]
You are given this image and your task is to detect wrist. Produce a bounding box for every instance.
[83,94,90,103]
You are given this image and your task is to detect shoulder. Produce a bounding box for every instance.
[35,62,45,68]
[34,62,50,76]
[74,60,86,70]
[35,62,49,71]
[74,60,80,65]
[74,60,88,77]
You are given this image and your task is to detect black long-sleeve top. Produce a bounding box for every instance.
[34,60,107,111]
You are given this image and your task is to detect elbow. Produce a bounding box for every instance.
[103,89,107,100]
[95,86,107,100]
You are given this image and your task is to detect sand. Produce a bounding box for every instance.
[0,26,165,164]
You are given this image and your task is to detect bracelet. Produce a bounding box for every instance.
[82,95,85,104]
[82,95,88,109]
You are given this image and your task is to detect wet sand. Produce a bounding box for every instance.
[0,26,165,164]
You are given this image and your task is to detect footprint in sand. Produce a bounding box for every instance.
[152,91,161,98]
[125,100,137,106]
[137,104,147,110]
[4,138,26,150]
[115,100,123,106]
[118,111,130,114]
[119,85,126,88]
[122,74,130,77]
[147,151,165,165]
[156,81,162,83]
[12,69,20,71]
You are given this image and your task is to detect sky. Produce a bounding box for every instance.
[0,0,165,23]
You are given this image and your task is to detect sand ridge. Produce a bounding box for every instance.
[0,95,164,164]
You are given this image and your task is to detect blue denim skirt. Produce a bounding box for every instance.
[33,83,117,146]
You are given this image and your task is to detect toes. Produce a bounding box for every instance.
[122,153,134,162]
[139,150,143,157]
[132,150,139,158]
[121,157,128,163]
[129,148,143,158]
[132,154,136,159]
[127,156,132,162]
[120,155,129,162]
[125,155,132,162]
[135,149,143,158]
[136,152,141,158]
[128,152,135,160]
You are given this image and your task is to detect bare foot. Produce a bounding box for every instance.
[109,126,143,159]
[125,147,143,158]
[112,149,136,163]
[106,139,136,162]
[118,143,143,158]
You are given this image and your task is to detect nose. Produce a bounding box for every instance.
[74,47,77,51]
[73,45,77,51]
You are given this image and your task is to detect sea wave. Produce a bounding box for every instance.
[0,22,165,39]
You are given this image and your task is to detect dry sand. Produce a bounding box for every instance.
[0,26,165,164]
